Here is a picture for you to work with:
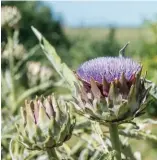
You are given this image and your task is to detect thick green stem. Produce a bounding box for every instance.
[46,148,58,160]
[109,123,121,160]
[7,29,16,109]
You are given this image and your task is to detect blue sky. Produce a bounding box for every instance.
[44,1,157,27]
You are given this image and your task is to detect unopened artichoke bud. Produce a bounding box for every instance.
[2,44,26,60]
[16,95,75,150]
[72,57,151,124]
[27,61,53,86]
[40,66,53,82]
[1,6,21,28]
[27,61,41,76]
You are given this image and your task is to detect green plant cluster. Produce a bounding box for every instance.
[1,2,157,160]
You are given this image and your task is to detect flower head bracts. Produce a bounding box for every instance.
[16,95,75,150]
[72,56,151,124]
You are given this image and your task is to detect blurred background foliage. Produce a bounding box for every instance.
[1,1,70,49]
[1,1,157,160]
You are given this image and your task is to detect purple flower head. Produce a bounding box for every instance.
[77,57,141,84]
[73,45,149,123]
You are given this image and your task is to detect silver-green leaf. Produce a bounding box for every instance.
[31,26,80,94]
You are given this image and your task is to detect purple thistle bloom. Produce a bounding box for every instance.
[73,44,150,123]
[77,57,141,84]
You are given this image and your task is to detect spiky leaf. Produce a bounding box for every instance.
[31,26,80,94]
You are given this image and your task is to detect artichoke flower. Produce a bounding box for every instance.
[2,44,26,60]
[72,55,151,124]
[16,95,75,150]
[1,6,21,28]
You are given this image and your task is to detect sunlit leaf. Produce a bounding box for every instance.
[31,26,80,94]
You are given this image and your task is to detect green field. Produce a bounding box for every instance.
[65,27,153,46]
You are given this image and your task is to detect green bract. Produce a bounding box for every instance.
[16,95,75,150]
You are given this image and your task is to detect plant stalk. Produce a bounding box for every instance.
[109,123,121,160]
[7,29,16,109]
[46,148,58,160]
